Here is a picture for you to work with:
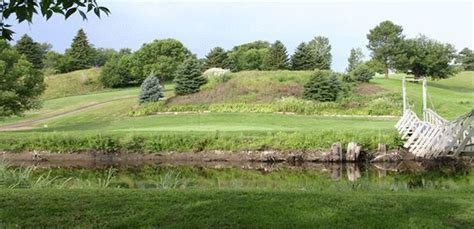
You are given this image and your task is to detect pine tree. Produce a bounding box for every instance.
[307,36,332,70]
[14,34,45,69]
[303,70,338,102]
[204,47,229,69]
[263,40,289,70]
[346,48,364,73]
[328,73,341,101]
[66,29,95,71]
[291,42,314,70]
[139,74,164,104]
[174,58,207,95]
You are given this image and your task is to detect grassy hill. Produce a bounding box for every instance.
[0,70,472,152]
[42,68,105,100]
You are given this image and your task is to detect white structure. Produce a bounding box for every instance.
[395,77,473,158]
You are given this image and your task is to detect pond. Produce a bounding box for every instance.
[1,159,472,191]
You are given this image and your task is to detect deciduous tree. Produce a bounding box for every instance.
[0,40,45,117]
[456,48,474,71]
[367,20,405,78]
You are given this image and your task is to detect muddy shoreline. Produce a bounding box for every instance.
[2,149,472,169]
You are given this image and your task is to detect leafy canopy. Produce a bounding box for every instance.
[14,34,47,69]
[456,48,474,71]
[131,39,191,82]
[1,0,110,40]
[366,20,405,77]
[349,62,375,83]
[0,40,45,117]
[396,36,457,79]
[227,41,270,71]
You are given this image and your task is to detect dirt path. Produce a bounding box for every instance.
[0,96,135,131]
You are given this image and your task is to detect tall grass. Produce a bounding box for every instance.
[0,130,402,153]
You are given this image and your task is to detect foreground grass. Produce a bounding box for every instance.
[0,189,472,227]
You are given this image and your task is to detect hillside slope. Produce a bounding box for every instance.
[42,68,105,100]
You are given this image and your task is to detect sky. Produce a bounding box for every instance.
[8,0,474,71]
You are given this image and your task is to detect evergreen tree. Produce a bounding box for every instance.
[174,58,207,95]
[65,29,95,71]
[14,34,45,69]
[346,48,364,73]
[139,74,164,104]
[328,73,341,101]
[350,63,375,83]
[307,36,332,70]
[204,47,229,69]
[291,42,314,70]
[263,40,289,70]
[303,70,338,102]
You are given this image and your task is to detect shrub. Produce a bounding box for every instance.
[174,58,207,95]
[139,74,164,104]
[99,54,134,88]
[303,70,339,102]
[350,63,375,83]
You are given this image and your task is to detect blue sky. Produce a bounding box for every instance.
[9,0,473,71]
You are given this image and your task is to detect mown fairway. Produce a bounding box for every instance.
[1,189,472,228]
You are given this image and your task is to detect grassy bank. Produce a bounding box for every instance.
[0,128,400,152]
[0,189,472,227]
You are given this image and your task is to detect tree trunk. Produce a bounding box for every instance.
[384,67,389,78]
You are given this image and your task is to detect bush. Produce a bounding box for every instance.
[99,54,134,88]
[303,70,340,102]
[139,74,164,104]
[174,58,207,95]
[350,63,375,83]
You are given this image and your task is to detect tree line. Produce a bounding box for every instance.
[1,21,474,117]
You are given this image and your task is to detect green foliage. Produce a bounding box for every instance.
[0,0,110,40]
[367,20,405,77]
[290,42,314,70]
[346,48,364,73]
[350,63,375,83]
[307,36,332,70]
[93,48,117,67]
[14,34,46,69]
[304,70,340,102]
[99,54,134,88]
[263,40,289,70]
[227,41,270,71]
[174,58,207,95]
[204,47,230,69]
[456,48,474,71]
[131,39,191,82]
[42,51,63,74]
[396,36,457,79]
[64,29,96,71]
[139,74,164,104]
[0,40,45,117]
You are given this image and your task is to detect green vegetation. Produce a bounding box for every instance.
[304,70,341,102]
[204,46,230,69]
[174,58,207,95]
[42,68,103,100]
[1,189,472,227]
[14,34,47,69]
[346,47,364,73]
[307,36,332,70]
[263,40,289,70]
[138,74,164,104]
[457,48,474,71]
[0,40,45,117]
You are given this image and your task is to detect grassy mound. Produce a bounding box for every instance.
[42,68,104,100]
